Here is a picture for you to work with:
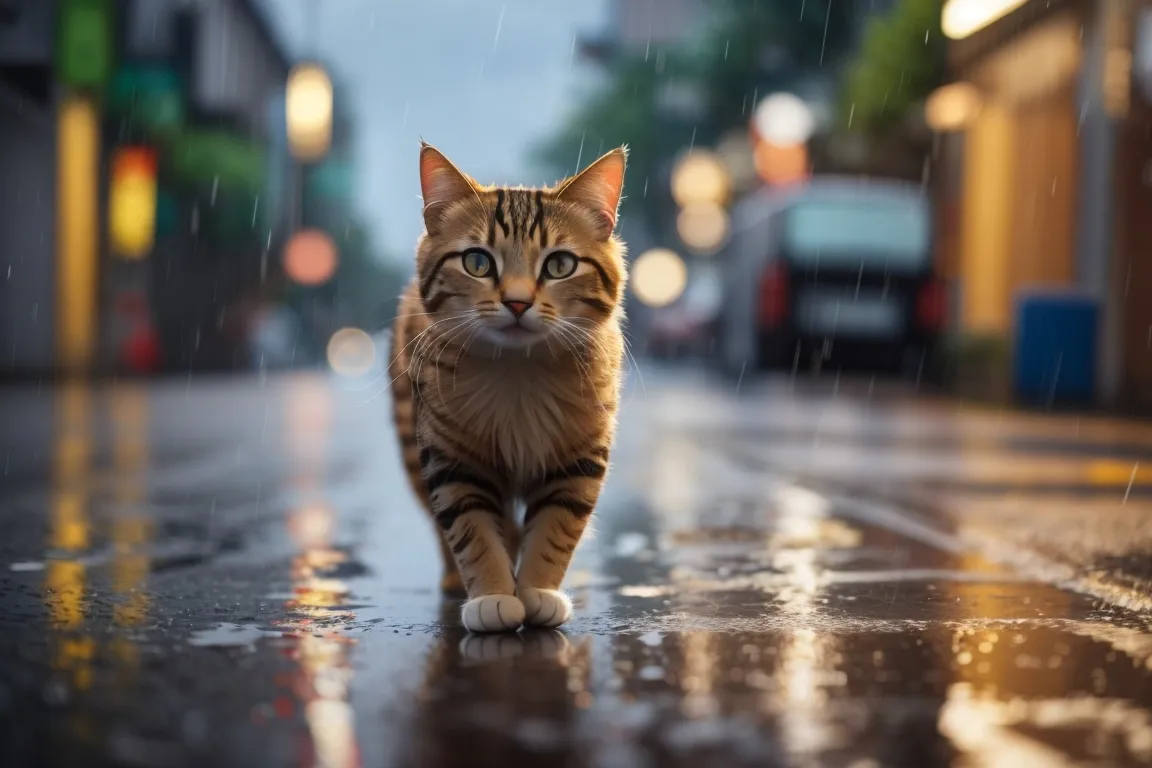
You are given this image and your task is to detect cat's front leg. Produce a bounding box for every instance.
[422,448,522,633]
[516,449,609,628]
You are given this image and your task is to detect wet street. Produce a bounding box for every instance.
[2,367,1152,767]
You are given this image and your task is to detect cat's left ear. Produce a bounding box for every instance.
[556,146,627,240]
[420,142,478,236]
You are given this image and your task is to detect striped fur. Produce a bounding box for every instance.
[390,144,628,632]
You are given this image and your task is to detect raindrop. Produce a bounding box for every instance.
[492,4,505,52]
[1124,462,1139,504]
[820,0,833,66]
[574,131,586,175]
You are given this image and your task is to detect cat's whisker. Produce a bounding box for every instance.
[358,313,472,407]
[432,317,480,403]
[352,311,472,396]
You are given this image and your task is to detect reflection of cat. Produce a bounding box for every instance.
[390,144,630,632]
[402,602,583,766]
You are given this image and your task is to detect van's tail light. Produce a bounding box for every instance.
[916,279,947,332]
[758,261,789,328]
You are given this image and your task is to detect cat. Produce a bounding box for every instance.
[389,142,628,633]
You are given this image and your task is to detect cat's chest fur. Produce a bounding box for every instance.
[427,353,614,483]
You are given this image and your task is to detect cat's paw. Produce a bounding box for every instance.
[518,587,572,628]
[460,594,525,633]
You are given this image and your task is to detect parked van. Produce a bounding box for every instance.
[718,177,944,377]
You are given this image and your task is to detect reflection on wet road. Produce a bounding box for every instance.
[2,370,1152,766]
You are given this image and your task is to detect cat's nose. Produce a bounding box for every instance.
[502,300,533,317]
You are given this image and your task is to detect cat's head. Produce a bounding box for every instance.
[414,143,628,349]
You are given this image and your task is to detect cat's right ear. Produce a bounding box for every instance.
[420,143,477,236]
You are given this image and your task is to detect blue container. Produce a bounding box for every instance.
[1013,290,1098,405]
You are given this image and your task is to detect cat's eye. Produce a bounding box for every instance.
[542,251,578,280]
[461,249,495,278]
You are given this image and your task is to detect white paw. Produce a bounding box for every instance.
[518,587,572,628]
[460,594,525,633]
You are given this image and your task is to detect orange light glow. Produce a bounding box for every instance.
[109,146,159,259]
[753,140,809,187]
[284,229,338,286]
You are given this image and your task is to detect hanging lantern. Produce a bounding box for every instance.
[108,146,158,259]
[286,63,334,162]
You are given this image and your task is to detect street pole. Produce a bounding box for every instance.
[56,92,101,377]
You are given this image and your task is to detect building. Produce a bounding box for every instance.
[0,0,58,376]
[0,0,298,378]
[113,0,298,373]
[937,0,1152,408]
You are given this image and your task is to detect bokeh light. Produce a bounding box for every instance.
[632,248,688,308]
[108,147,158,260]
[754,140,810,187]
[326,327,376,377]
[942,0,1027,40]
[286,63,334,162]
[925,82,983,131]
[284,229,338,286]
[677,202,730,254]
[753,93,815,148]
[670,149,731,207]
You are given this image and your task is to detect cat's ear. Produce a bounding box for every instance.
[555,146,627,240]
[420,142,478,235]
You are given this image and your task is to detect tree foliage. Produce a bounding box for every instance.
[533,0,858,229]
[839,0,945,134]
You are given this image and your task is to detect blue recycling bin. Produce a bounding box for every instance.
[1013,290,1098,405]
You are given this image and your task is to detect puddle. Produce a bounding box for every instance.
[187,623,286,649]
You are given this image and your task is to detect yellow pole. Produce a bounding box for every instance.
[57,93,101,375]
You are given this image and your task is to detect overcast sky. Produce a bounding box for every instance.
[258,0,609,261]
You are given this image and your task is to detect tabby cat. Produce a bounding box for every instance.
[389,143,628,633]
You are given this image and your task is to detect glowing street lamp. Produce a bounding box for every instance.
[326,328,376,378]
[753,93,815,148]
[286,62,333,162]
[671,149,731,207]
[632,248,688,308]
[754,140,810,187]
[677,202,730,254]
[284,229,338,286]
[942,0,1027,40]
[925,82,983,132]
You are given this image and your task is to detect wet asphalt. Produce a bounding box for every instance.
[1,367,1152,767]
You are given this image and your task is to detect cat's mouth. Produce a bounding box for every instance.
[486,322,546,347]
[495,325,537,340]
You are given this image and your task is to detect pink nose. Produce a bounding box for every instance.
[503,300,532,317]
